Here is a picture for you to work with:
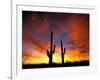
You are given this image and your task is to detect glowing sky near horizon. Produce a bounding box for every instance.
[22,11,89,64]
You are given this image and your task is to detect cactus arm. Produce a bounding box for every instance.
[64,48,66,54]
[52,44,55,53]
[47,50,50,57]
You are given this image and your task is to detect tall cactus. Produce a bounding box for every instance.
[47,31,55,64]
[61,40,66,64]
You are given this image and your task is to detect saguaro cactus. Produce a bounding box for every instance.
[61,40,66,64]
[47,31,55,64]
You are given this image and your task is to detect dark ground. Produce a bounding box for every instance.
[22,60,89,69]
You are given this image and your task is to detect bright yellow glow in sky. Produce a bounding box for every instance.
[22,50,89,65]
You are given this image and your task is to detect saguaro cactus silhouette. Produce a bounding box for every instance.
[61,40,66,64]
[47,31,55,64]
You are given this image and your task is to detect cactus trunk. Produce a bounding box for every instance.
[47,31,55,64]
[61,40,65,64]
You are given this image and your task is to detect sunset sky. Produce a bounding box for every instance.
[22,11,89,65]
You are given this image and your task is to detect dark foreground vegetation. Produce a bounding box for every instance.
[22,60,89,69]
